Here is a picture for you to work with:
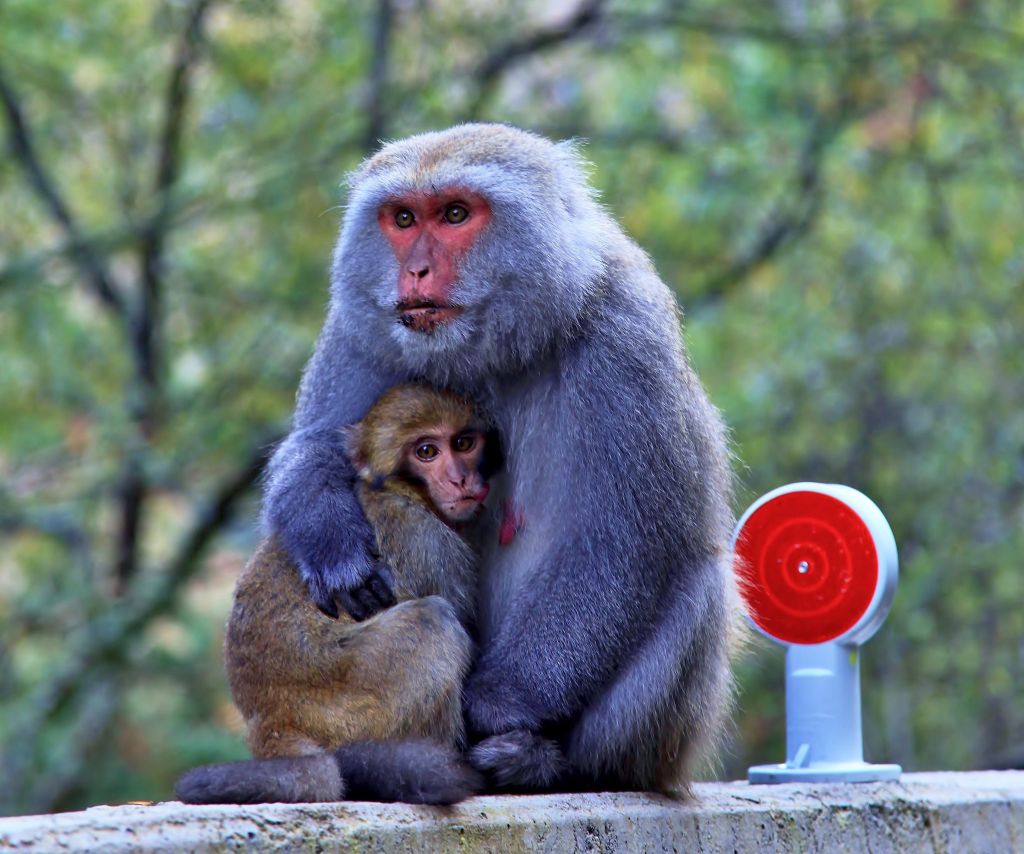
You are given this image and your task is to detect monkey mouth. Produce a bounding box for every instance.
[395,300,463,334]
[445,485,490,521]
[451,495,483,510]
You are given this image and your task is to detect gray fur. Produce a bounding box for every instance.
[176,752,344,804]
[264,123,739,791]
[176,740,479,805]
[469,729,568,791]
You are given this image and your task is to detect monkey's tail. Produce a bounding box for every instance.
[175,739,481,806]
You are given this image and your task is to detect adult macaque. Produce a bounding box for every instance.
[264,124,741,793]
[176,384,492,805]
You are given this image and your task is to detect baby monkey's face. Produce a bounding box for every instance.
[405,424,490,525]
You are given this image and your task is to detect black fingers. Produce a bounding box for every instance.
[314,592,341,620]
[366,570,397,608]
[307,556,395,621]
[336,565,396,622]
[306,573,341,619]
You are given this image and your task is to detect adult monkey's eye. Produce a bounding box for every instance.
[453,434,476,453]
[415,443,439,461]
[444,204,469,224]
[395,209,415,228]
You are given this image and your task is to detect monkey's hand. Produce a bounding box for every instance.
[462,667,543,737]
[301,554,396,621]
[335,559,396,621]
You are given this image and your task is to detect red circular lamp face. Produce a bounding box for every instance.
[735,490,879,645]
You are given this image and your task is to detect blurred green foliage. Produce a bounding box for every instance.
[1,0,1022,817]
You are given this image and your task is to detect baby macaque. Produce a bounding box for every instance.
[175,384,494,805]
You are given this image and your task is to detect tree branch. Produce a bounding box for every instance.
[113,457,146,592]
[0,67,128,321]
[0,502,96,585]
[157,435,279,596]
[0,200,196,289]
[119,440,274,670]
[614,11,1024,54]
[137,0,216,403]
[1,436,277,795]
[0,122,361,293]
[21,678,120,815]
[0,506,89,552]
[118,0,215,590]
[464,0,606,119]
[362,0,395,154]
[688,90,858,310]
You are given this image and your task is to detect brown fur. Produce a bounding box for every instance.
[226,384,486,759]
[226,541,472,758]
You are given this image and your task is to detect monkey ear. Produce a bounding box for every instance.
[341,425,365,469]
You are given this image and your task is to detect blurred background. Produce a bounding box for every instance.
[1,0,1022,817]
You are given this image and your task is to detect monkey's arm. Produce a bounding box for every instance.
[264,321,400,619]
[364,489,478,625]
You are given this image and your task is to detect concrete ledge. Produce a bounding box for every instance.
[1,771,1022,852]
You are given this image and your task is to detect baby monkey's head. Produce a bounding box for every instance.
[346,384,494,526]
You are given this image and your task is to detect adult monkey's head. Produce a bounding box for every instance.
[332,124,619,384]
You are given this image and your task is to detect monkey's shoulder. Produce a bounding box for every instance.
[229,537,343,639]
[233,536,304,594]
[359,485,461,547]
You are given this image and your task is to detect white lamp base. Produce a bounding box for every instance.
[748,761,902,784]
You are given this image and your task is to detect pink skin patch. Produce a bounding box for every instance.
[499,499,525,546]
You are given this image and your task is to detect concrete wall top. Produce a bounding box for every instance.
[1,770,1022,853]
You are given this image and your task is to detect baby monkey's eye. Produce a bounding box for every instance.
[444,204,469,224]
[415,443,440,461]
[452,434,476,453]
[395,209,415,228]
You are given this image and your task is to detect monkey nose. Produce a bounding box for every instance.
[408,265,430,279]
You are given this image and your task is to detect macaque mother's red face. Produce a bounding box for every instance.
[378,191,492,334]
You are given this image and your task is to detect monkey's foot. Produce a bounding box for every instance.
[469,730,567,792]
[336,740,481,804]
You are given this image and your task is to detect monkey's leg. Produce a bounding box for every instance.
[245,595,472,757]
[563,561,732,795]
[178,595,478,806]
[468,560,732,796]
[230,541,471,757]
[319,595,473,749]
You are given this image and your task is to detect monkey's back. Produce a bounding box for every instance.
[225,538,365,756]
